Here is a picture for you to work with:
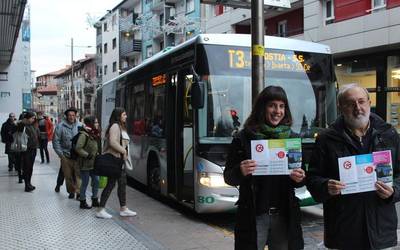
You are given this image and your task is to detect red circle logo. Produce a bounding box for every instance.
[277,151,285,158]
[365,166,374,174]
[343,161,352,169]
[256,144,264,152]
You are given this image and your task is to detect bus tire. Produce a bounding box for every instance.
[147,154,161,197]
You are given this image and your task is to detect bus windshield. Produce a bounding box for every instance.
[197,44,337,144]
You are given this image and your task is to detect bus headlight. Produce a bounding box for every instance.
[199,172,230,188]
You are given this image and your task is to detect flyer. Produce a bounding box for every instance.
[338,150,393,195]
[251,138,302,175]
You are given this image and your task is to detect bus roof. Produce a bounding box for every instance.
[102,34,331,87]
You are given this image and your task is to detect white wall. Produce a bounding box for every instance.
[0,24,31,120]
[303,0,400,56]
[101,11,120,84]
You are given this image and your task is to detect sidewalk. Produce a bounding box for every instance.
[0,144,163,250]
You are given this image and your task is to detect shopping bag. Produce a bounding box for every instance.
[99,176,108,189]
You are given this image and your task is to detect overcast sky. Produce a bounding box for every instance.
[30,0,122,76]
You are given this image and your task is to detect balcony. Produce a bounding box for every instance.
[120,39,142,57]
[268,27,304,38]
[120,12,139,32]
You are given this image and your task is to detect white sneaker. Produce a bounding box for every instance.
[96,209,112,219]
[120,208,137,217]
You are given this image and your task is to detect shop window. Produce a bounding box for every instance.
[335,59,377,112]
[324,0,335,24]
[387,56,400,132]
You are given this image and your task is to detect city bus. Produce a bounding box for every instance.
[98,34,337,213]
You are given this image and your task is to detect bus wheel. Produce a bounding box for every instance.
[147,160,160,196]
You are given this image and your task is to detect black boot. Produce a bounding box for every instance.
[25,185,34,192]
[68,193,74,199]
[80,200,92,209]
[76,193,80,201]
[92,198,100,207]
[18,177,23,184]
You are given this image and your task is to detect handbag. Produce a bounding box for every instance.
[10,127,28,152]
[93,153,124,178]
[93,125,124,178]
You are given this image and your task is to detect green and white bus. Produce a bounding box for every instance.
[98,34,337,213]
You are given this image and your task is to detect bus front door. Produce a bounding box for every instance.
[166,71,194,204]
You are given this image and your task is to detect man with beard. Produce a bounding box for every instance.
[307,84,400,250]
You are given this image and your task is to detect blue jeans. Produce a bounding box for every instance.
[79,170,99,200]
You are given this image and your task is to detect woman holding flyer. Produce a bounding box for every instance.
[224,86,305,250]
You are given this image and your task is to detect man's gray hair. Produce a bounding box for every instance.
[337,83,370,106]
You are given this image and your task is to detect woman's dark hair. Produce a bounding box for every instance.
[83,115,96,128]
[106,107,126,135]
[244,85,293,129]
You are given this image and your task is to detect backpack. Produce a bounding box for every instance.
[70,132,88,160]
[38,119,47,140]
[10,128,28,152]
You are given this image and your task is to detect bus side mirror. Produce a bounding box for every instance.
[192,80,205,109]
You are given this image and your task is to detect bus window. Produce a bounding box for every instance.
[132,83,146,136]
[148,83,166,138]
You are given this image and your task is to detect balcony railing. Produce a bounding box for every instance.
[120,12,139,32]
[120,39,142,56]
[268,27,304,38]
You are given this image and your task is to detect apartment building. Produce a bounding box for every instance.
[95,0,142,85]
[55,55,97,117]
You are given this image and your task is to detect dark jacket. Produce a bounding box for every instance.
[1,118,16,154]
[224,128,304,250]
[25,123,40,149]
[306,113,400,250]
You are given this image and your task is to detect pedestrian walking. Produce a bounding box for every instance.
[75,116,101,209]
[20,111,40,192]
[306,83,400,250]
[53,107,82,199]
[96,107,136,219]
[1,113,17,171]
[224,86,305,250]
[37,113,50,164]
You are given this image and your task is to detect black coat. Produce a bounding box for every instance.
[1,118,16,154]
[224,128,304,250]
[306,113,400,250]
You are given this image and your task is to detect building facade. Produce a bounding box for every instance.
[95,0,142,86]
[0,2,31,121]
[204,0,400,131]
[55,55,97,118]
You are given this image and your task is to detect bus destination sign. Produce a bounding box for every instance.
[227,49,311,73]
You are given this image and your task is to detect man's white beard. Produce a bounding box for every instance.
[344,110,370,130]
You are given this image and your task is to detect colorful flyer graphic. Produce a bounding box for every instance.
[338,150,393,195]
[251,138,302,175]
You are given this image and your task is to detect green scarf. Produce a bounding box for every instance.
[254,124,291,139]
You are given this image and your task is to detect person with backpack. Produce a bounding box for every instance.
[1,113,17,171]
[53,107,82,199]
[19,111,40,192]
[37,113,50,164]
[74,116,101,209]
